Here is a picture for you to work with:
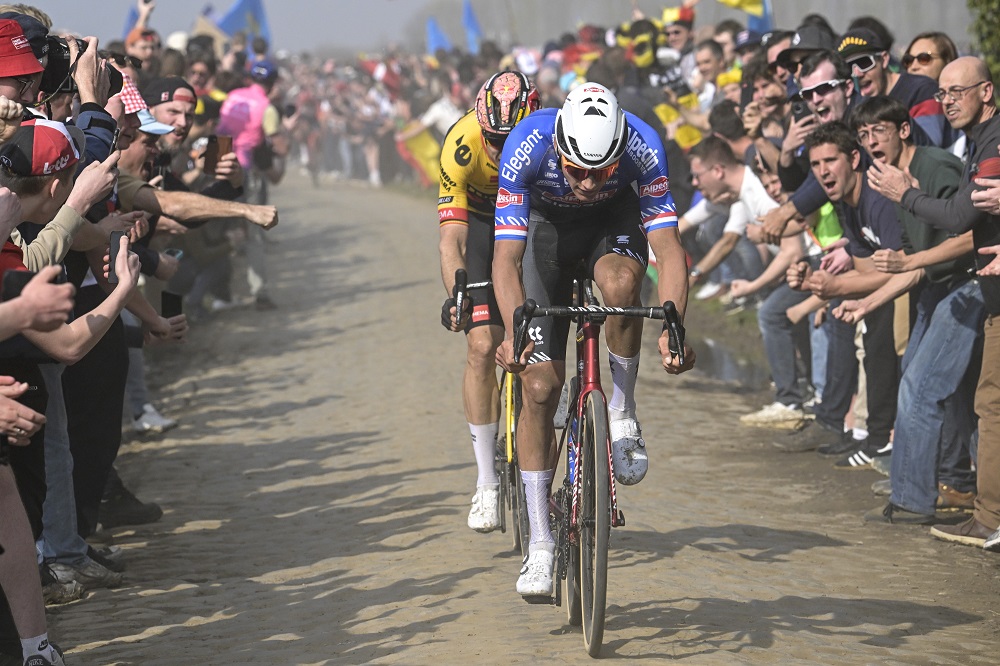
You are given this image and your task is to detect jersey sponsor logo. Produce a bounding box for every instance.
[583,86,605,93]
[496,188,523,208]
[438,196,454,205]
[454,134,472,166]
[528,325,544,343]
[626,130,660,174]
[43,154,72,174]
[501,128,544,181]
[472,303,491,322]
[495,214,528,227]
[541,190,615,205]
[639,176,670,198]
[439,207,465,222]
[439,167,457,191]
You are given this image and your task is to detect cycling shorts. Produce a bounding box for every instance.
[464,211,502,332]
[521,189,648,364]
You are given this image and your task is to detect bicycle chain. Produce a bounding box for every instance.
[554,482,571,581]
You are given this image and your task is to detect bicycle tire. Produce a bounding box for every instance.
[579,390,610,656]
[495,434,508,534]
[503,373,530,559]
[563,377,582,626]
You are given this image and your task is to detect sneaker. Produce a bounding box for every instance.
[739,401,805,429]
[210,298,237,312]
[834,440,887,470]
[817,434,865,458]
[772,419,846,453]
[23,642,65,666]
[930,516,995,547]
[132,403,177,434]
[937,483,975,512]
[467,486,500,533]
[863,502,935,525]
[255,295,278,311]
[871,478,892,496]
[724,296,748,315]
[610,418,647,485]
[88,545,126,573]
[99,486,163,529]
[984,526,1000,552]
[695,282,724,301]
[39,564,85,606]
[516,549,554,596]
[870,454,891,476]
[46,559,123,589]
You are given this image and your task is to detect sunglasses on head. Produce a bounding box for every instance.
[560,154,618,182]
[848,53,881,73]
[902,52,939,68]
[795,79,846,101]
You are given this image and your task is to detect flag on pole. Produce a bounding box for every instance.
[426,17,452,54]
[122,6,139,40]
[716,0,773,33]
[216,0,271,45]
[462,0,482,55]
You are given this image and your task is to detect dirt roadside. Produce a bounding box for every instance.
[48,174,1000,664]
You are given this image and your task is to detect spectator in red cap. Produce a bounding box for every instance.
[0,17,42,105]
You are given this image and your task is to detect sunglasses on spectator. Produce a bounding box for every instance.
[848,53,882,73]
[795,79,847,101]
[933,81,988,103]
[102,52,142,70]
[902,52,941,68]
[560,154,619,182]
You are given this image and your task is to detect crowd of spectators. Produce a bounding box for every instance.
[1,0,999,662]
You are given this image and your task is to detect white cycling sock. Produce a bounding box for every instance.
[521,469,555,552]
[21,633,55,662]
[470,422,500,487]
[608,349,639,420]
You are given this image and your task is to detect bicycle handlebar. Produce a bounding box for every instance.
[512,299,685,364]
[453,269,467,328]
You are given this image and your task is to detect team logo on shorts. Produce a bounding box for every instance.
[639,176,670,198]
[472,304,490,322]
[496,188,523,208]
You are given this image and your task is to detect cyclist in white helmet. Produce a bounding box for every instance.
[493,82,696,596]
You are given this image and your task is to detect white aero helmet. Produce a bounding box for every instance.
[554,82,627,169]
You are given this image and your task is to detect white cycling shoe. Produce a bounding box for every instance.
[516,548,554,596]
[611,418,648,486]
[467,486,500,533]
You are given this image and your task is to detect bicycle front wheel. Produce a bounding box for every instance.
[579,390,609,657]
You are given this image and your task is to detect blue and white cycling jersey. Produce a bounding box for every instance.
[493,107,678,242]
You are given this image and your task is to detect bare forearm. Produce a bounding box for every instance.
[492,244,526,335]
[155,189,251,224]
[903,232,974,271]
[23,287,128,364]
[860,270,924,311]
[654,235,690,322]
[438,225,468,295]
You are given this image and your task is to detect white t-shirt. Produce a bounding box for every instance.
[421,96,463,137]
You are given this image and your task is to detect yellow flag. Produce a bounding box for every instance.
[716,0,764,17]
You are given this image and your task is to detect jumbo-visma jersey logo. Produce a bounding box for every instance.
[496,188,523,208]
[639,176,669,198]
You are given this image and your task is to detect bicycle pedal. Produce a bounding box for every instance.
[522,594,555,605]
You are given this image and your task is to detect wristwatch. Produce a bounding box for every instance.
[689,267,702,278]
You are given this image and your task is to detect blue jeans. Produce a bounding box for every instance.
[757,283,812,406]
[810,319,829,400]
[890,280,985,515]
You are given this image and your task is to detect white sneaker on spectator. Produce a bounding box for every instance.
[467,486,500,533]
[984,526,1000,552]
[610,418,647,485]
[739,402,806,429]
[516,549,554,596]
[132,403,177,434]
[46,559,122,589]
[694,281,723,300]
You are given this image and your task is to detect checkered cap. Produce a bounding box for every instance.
[118,73,147,114]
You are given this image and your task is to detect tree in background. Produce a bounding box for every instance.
[968,0,1000,80]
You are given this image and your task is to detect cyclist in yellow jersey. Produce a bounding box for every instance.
[439,71,540,533]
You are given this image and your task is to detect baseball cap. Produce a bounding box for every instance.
[0,12,47,61]
[250,59,278,84]
[735,29,762,52]
[776,25,836,70]
[136,109,173,135]
[117,73,147,115]
[0,118,84,176]
[837,28,886,61]
[0,18,42,78]
[141,76,197,108]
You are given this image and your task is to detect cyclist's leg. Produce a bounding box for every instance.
[462,214,504,531]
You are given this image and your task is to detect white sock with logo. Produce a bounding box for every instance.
[22,633,56,662]
[522,469,555,552]
[608,349,639,421]
[470,422,500,487]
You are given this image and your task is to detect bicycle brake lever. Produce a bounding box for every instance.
[662,301,686,366]
[512,299,536,364]
[453,268,467,327]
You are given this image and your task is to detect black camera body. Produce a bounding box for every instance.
[40,35,123,97]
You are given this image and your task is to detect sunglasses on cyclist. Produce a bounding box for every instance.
[848,53,882,73]
[560,155,619,182]
[795,79,846,101]
[482,131,506,150]
[902,52,939,69]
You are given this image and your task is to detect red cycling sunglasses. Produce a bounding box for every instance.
[560,154,619,182]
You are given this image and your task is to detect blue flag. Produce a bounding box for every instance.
[122,6,139,40]
[426,17,452,55]
[462,0,482,55]
[216,0,271,45]
[747,0,773,33]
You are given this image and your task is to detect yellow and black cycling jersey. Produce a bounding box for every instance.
[437,110,499,226]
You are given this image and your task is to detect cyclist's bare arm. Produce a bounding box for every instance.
[493,239,531,369]
[439,222,468,296]
[647,226,695,374]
